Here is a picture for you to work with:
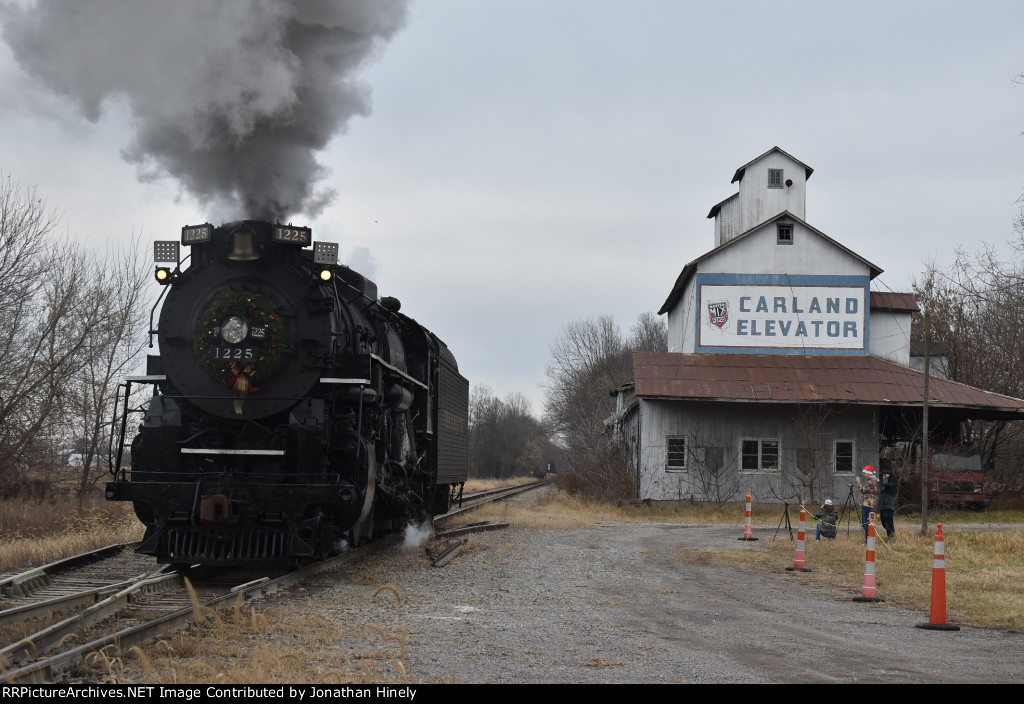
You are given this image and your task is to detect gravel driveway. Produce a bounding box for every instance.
[296,519,1023,684]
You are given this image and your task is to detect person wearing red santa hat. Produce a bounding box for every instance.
[855,465,879,539]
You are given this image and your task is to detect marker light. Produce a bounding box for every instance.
[313,241,339,265]
[154,241,180,263]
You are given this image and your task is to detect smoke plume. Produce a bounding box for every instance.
[2,0,408,221]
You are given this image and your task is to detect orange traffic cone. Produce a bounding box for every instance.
[738,489,758,541]
[853,512,884,602]
[917,523,960,631]
[786,503,812,572]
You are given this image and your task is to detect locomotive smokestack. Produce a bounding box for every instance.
[2,0,409,221]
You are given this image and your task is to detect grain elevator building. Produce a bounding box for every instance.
[612,147,1024,503]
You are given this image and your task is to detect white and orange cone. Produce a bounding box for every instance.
[786,503,812,572]
[917,523,960,631]
[853,511,884,602]
[738,489,758,541]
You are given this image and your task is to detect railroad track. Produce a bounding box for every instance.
[441,479,548,522]
[0,537,401,684]
[0,480,547,683]
[0,544,169,660]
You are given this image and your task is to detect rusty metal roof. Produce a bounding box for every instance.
[870,292,919,312]
[633,352,1024,417]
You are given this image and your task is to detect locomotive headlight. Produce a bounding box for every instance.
[319,269,333,282]
[155,266,172,284]
[220,316,249,344]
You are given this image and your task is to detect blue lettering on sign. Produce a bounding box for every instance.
[774,297,786,313]
[793,297,804,313]
[740,297,751,312]
[755,297,769,313]
[827,298,839,314]
[846,297,859,314]
[728,320,861,339]
[809,298,821,314]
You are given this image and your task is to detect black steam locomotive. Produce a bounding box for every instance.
[106,220,468,565]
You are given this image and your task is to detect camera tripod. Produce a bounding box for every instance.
[773,502,793,541]
[838,482,859,535]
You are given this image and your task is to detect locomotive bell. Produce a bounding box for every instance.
[227,231,260,261]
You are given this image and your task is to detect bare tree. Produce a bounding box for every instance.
[682,434,742,506]
[0,175,150,498]
[769,404,844,506]
[628,311,669,354]
[543,312,667,500]
[71,238,150,497]
[0,176,74,490]
[913,243,1024,498]
[469,385,554,479]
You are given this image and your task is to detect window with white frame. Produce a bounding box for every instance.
[768,168,784,188]
[741,439,780,472]
[835,440,854,474]
[777,223,793,245]
[666,437,687,471]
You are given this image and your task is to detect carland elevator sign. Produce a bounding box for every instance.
[695,273,869,354]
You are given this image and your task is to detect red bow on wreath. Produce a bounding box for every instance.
[230,362,260,414]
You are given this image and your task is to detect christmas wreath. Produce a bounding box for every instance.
[192,288,289,387]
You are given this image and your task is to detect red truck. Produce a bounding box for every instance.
[928,446,987,509]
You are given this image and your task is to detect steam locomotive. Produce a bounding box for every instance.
[105,220,469,565]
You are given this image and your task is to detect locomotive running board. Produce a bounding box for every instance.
[180,449,286,456]
[369,354,428,390]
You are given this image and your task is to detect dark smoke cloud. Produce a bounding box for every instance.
[2,0,408,221]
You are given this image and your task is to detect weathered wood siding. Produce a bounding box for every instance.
[637,398,878,504]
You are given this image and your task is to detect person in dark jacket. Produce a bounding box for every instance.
[814,499,838,541]
[878,472,896,538]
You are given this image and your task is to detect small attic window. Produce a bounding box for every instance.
[768,168,784,188]
[777,223,794,245]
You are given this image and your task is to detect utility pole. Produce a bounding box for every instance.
[921,313,930,536]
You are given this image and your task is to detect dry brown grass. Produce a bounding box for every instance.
[0,496,144,573]
[468,489,621,529]
[464,486,774,530]
[468,489,1024,630]
[91,596,416,684]
[692,520,1024,630]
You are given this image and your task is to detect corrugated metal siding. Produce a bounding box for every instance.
[868,309,912,366]
[435,356,469,484]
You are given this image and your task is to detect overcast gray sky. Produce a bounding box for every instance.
[1,0,1022,415]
